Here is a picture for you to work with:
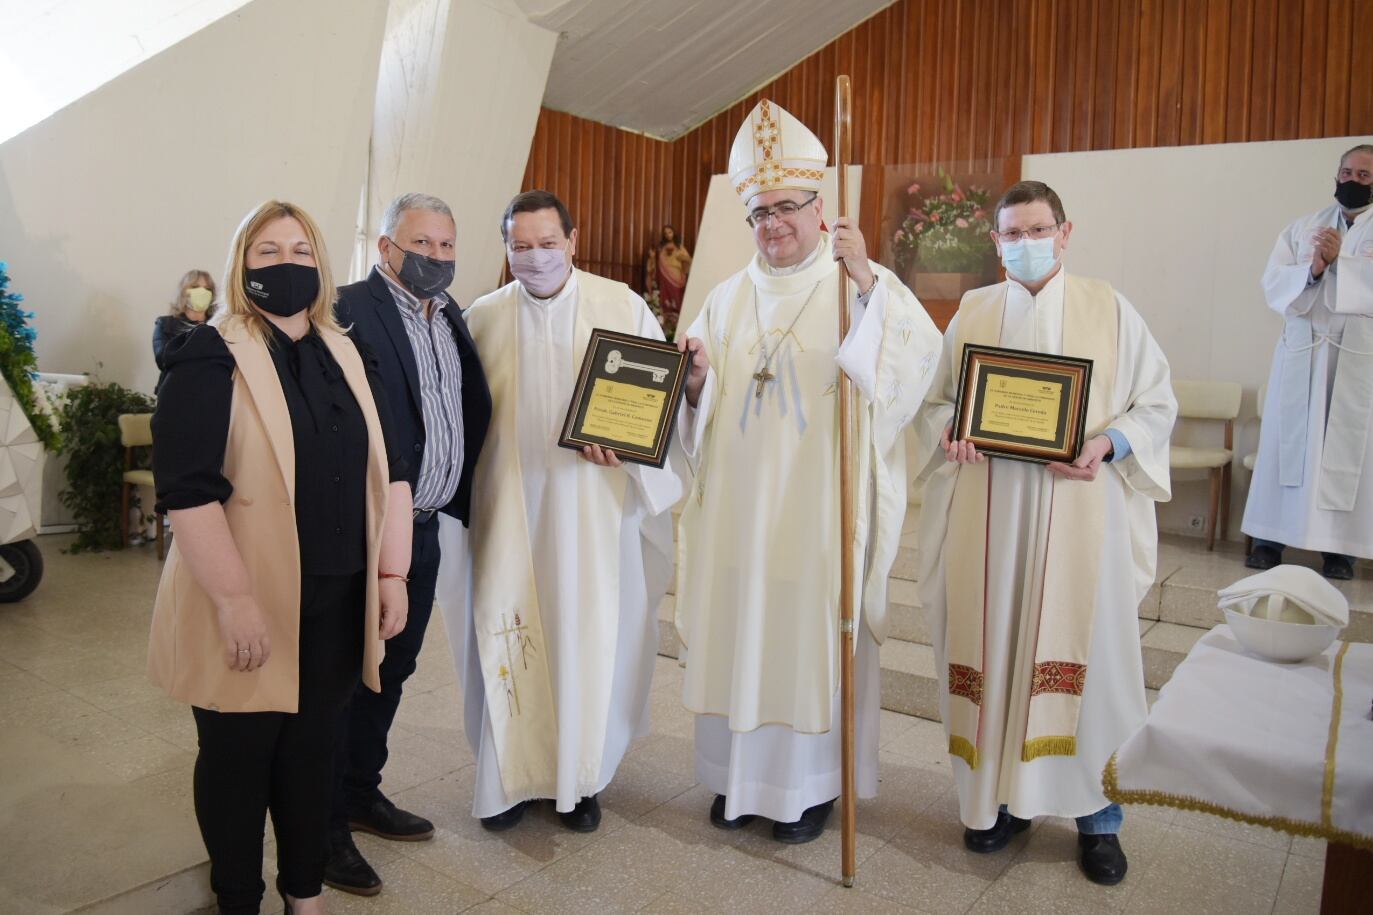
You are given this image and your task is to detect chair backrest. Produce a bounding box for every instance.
[1255,382,1267,420]
[118,413,154,448]
[1172,380,1242,421]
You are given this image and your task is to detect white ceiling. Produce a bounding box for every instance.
[516,0,894,140]
[0,0,251,143]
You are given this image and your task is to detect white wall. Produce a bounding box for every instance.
[1,0,388,395]
[365,0,558,305]
[1024,135,1373,539]
[0,0,252,144]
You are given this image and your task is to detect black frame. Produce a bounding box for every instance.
[952,343,1093,465]
[558,328,688,468]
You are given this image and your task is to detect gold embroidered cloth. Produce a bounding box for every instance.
[1106,625,1373,850]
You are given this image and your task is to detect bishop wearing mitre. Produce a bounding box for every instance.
[673,99,942,844]
[437,191,679,833]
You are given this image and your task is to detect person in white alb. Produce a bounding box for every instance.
[1242,144,1373,580]
[673,99,942,845]
[437,191,680,833]
[915,180,1177,886]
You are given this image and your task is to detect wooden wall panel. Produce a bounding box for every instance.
[518,0,1372,293]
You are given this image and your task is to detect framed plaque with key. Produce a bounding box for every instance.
[558,328,688,467]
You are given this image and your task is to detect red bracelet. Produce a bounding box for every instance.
[379,572,409,582]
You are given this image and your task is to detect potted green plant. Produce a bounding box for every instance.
[57,381,154,553]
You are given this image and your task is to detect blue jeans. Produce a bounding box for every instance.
[1000,803,1123,835]
[1075,803,1123,835]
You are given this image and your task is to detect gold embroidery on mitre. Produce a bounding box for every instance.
[753,100,780,163]
[734,168,826,198]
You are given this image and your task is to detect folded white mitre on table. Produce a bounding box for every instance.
[1217,565,1350,627]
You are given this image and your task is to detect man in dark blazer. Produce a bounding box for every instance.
[326,192,491,896]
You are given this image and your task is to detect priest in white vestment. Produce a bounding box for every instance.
[436,191,679,833]
[674,100,942,844]
[915,181,1176,885]
[1241,144,1373,580]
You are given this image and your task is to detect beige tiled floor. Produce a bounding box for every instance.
[1,534,1325,914]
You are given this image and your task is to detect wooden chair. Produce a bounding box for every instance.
[1169,380,1243,551]
[118,413,165,559]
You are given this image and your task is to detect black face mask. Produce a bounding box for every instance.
[392,247,455,300]
[1334,179,1373,211]
[244,263,319,317]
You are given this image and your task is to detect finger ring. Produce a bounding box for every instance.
[238,648,250,654]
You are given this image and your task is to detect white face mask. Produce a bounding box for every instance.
[508,245,570,297]
[185,287,213,312]
[1000,236,1058,284]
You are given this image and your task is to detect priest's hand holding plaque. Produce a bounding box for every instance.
[560,328,688,468]
[950,344,1094,466]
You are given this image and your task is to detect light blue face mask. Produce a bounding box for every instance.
[1000,236,1058,284]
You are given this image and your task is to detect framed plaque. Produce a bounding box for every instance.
[558,328,688,467]
[952,344,1093,464]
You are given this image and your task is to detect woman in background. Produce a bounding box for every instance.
[148,201,412,914]
[153,269,216,376]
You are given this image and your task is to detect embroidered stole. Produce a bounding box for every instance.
[943,276,1117,767]
[465,272,633,798]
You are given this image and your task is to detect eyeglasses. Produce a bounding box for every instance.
[996,224,1061,243]
[746,194,818,228]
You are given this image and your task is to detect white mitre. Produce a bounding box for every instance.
[1217,565,1350,627]
[728,99,828,205]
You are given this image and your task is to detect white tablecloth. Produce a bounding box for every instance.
[1105,625,1373,849]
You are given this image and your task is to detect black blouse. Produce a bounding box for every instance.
[153,322,405,577]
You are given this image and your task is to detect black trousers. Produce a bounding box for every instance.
[332,515,441,826]
[191,572,364,914]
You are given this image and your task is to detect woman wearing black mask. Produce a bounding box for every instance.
[147,200,414,914]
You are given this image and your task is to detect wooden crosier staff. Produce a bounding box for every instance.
[834,73,858,890]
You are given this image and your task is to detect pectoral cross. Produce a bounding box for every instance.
[753,368,774,398]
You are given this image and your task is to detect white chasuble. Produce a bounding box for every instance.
[1242,203,1373,558]
[676,234,941,821]
[914,270,1176,830]
[441,270,678,815]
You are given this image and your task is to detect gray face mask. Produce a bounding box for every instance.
[392,246,455,299]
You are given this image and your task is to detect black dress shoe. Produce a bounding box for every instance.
[480,800,529,832]
[709,794,756,830]
[323,830,382,897]
[1322,553,1355,580]
[772,799,834,844]
[1078,833,1128,885]
[963,809,1031,853]
[349,794,435,841]
[559,795,602,833]
[1245,544,1283,570]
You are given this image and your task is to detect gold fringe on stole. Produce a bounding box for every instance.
[1021,735,1077,762]
[1102,752,1373,852]
[948,735,980,769]
[1322,641,1351,829]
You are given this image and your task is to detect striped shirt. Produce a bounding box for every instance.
[379,269,465,511]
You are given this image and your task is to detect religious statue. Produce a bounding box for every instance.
[644,225,692,337]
